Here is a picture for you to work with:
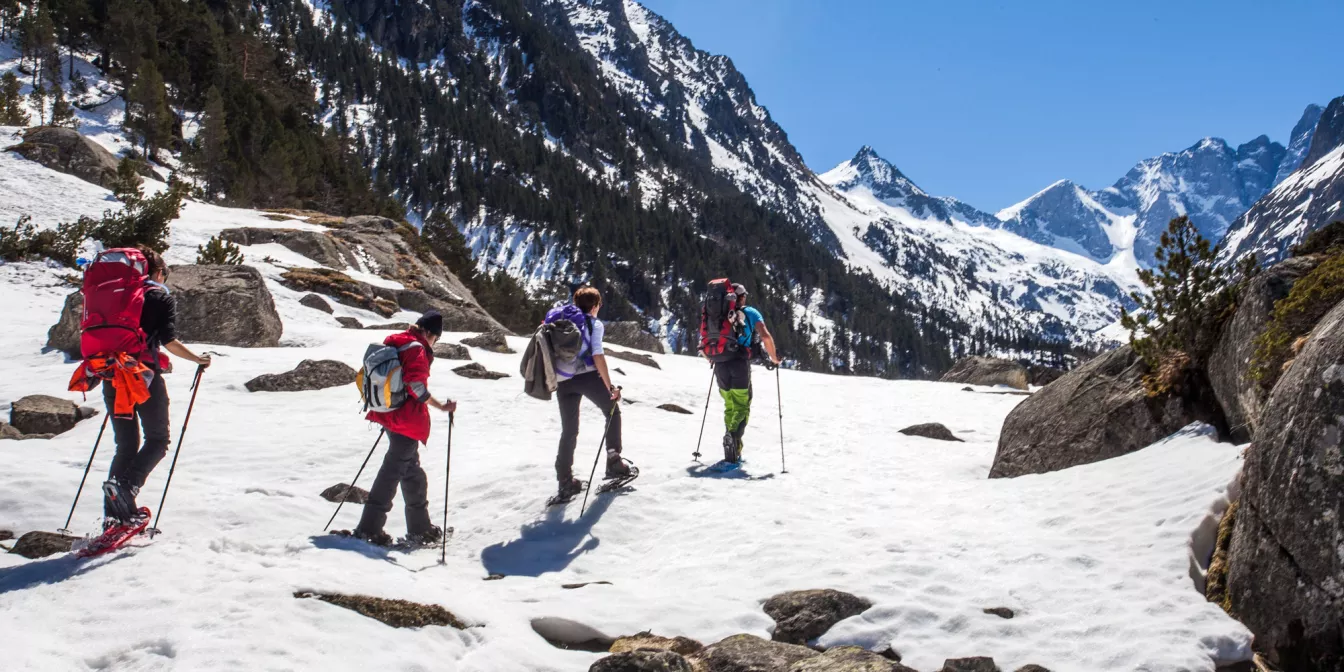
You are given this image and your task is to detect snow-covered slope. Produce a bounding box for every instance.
[1,153,1253,671]
[1220,95,1344,264]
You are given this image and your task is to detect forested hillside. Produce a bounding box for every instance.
[1,0,1073,376]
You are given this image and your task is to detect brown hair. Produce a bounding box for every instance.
[138,245,167,279]
[573,286,602,314]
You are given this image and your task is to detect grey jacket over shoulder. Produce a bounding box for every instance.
[521,324,559,400]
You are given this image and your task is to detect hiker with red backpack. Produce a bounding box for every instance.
[699,280,780,467]
[547,286,632,504]
[351,311,456,547]
[68,246,212,528]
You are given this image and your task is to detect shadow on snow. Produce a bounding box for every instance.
[0,552,131,594]
[479,491,625,578]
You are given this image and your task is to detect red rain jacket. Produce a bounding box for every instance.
[366,330,434,442]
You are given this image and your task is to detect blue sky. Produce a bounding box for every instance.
[637,0,1344,212]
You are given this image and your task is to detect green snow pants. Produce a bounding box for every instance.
[715,357,752,462]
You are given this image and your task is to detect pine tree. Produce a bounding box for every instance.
[195,235,244,265]
[193,85,229,196]
[125,60,171,159]
[0,72,29,125]
[29,82,47,125]
[112,157,144,202]
[50,84,76,127]
[1120,216,1234,391]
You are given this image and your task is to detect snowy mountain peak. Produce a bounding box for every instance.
[994,179,1121,262]
[1275,103,1326,185]
[824,145,926,198]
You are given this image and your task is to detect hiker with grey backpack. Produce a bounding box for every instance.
[522,286,635,506]
[345,311,456,547]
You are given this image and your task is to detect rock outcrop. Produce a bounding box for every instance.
[790,646,916,672]
[245,360,355,393]
[688,634,817,671]
[299,293,335,314]
[6,126,121,188]
[939,357,1029,390]
[939,658,1001,672]
[461,331,514,354]
[219,228,348,268]
[990,345,1224,478]
[604,321,665,354]
[610,633,704,657]
[590,651,692,672]
[1027,365,1064,388]
[336,317,362,329]
[606,349,661,369]
[763,589,873,645]
[10,395,95,436]
[320,483,369,504]
[432,342,471,360]
[898,423,964,442]
[169,265,283,347]
[279,268,400,318]
[452,363,509,380]
[1207,255,1322,442]
[1227,298,1344,670]
[10,531,78,559]
[46,291,83,357]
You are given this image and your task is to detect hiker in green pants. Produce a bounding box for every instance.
[714,284,780,464]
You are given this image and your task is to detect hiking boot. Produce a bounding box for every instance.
[722,432,741,463]
[405,525,443,546]
[604,453,632,480]
[102,478,140,521]
[557,478,584,500]
[352,528,393,547]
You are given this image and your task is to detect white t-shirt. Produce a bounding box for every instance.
[554,317,604,379]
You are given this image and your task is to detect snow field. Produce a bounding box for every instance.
[0,157,1251,671]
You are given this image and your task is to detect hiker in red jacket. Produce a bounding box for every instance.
[354,311,456,546]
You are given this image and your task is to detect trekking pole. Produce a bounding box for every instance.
[440,413,453,565]
[692,365,715,462]
[57,413,110,534]
[776,366,786,474]
[324,428,387,532]
[148,364,206,538]
[580,388,622,516]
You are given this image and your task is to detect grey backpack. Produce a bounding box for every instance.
[357,342,422,412]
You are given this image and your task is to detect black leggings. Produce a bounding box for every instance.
[555,371,622,482]
[103,369,171,490]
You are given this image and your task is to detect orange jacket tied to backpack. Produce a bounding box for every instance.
[67,248,157,418]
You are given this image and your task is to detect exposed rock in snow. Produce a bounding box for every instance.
[6,126,123,189]
[1228,297,1344,670]
[938,658,1001,672]
[990,347,1224,478]
[9,394,95,436]
[45,291,83,358]
[293,591,466,629]
[763,589,873,645]
[299,293,335,314]
[656,404,692,415]
[790,646,916,672]
[170,265,284,347]
[9,531,78,559]
[610,632,705,656]
[898,423,964,443]
[590,650,693,672]
[452,363,509,380]
[605,321,666,354]
[461,331,515,353]
[939,357,1029,391]
[688,634,818,671]
[244,360,355,393]
[605,349,660,369]
[319,483,369,505]
[432,342,471,360]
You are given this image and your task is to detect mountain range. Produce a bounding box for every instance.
[3,0,1342,376]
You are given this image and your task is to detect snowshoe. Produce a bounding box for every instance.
[596,459,639,494]
[709,459,743,473]
[78,507,151,558]
[348,528,394,547]
[395,525,453,550]
[604,452,633,480]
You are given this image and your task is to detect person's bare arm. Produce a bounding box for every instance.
[758,324,781,365]
[163,340,211,367]
[593,354,621,401]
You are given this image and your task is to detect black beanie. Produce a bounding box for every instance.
[416,310,444,337]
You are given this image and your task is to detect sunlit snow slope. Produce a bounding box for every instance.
[0,152,1252,671]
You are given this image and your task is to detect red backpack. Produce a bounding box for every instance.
[80,248,150,359]
[698,277,744,362]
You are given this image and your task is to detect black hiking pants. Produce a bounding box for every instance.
[103,368,170,512]
[555,371,622,483]
[357,430,433,536]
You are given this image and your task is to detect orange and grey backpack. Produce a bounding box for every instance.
[357,342,423,412]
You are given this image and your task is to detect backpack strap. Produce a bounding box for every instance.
[582,315,595,365]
